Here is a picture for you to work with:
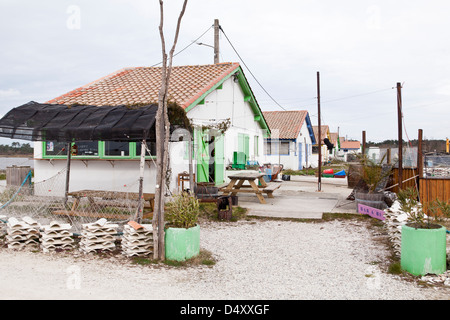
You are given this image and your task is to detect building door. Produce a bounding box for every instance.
[196,129,209,183]
[305,143,309,168]
[298,142,303,170]
[196,129,225,185]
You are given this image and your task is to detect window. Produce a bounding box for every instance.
[42,140,157,159]
[104,141,129,157]
[279,141,289,155]
[264,140,290,155]
[73,141,99,156]
[45,141,67,156]
[254,136,259,157]
[136,141,157,157]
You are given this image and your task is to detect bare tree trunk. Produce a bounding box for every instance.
[153,0,188,260]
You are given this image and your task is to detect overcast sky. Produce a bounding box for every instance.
[1,0,449,144]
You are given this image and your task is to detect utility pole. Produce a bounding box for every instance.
[397,82,403,191]
[214,19,220,64]
[417,129,423,190]
[362,130,366,156]
[317,71,321,192]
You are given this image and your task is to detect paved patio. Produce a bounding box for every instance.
[236,175,357,219]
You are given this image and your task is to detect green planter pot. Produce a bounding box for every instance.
[401,224,447,276]
[165,224,200,261]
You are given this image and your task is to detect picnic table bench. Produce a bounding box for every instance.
[53,190,154,220]
[221,172,281,204]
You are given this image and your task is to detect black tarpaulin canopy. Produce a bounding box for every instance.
[0,101,162,142]
[0,101,194,222]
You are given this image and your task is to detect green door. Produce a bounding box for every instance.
[196,129,209,183]
[214,133,225,185]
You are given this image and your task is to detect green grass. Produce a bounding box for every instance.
[198,202,247,222]
[131,249,216,268]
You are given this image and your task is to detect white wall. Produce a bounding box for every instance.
[186,77,266,167]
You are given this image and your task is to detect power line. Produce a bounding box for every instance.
[150,25,213,67]
[219,26,287,111]
[320,87,393,104]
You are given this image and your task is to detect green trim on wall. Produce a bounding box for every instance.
[183,66,271,134]
[41,141,156,160]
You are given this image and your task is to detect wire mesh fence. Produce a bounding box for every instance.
[423,153,450,178]
[0,165,154,256]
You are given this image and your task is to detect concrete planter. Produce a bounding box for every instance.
[401,224,447,276]
[165,224,200,261]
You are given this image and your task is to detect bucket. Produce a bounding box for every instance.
[323,169,333,174]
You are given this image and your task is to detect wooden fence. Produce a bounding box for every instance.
[388,167,450,207]
[419,177,450,205]
[388,167,419,194]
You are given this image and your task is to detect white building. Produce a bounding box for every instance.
[33,63,270,195]
[262,111,316,170]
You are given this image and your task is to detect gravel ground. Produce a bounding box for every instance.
[0,218,448,300]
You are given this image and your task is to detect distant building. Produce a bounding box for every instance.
[338,137,361,161]
[262,110,316,170]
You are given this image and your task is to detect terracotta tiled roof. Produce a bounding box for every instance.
[47,63,240,109]
[329,132,338,145]
[312,125,329,144]
[340,140,361,149]
[262,111,308,139]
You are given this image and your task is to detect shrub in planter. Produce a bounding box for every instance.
[164,192,200,261]
[354,154,392,210]
[398,187,448,276]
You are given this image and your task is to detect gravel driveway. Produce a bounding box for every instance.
[0,218,447,300]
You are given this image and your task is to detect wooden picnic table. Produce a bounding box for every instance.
[53,189,154,220]
[221,172,281,204]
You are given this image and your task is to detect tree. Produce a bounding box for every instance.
[153,0,188,260]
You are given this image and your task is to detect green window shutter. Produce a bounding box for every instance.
[244,135,250,160]
[214,133,225,185]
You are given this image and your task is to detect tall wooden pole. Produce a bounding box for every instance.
[417,129,423,181]
[214,19,220,64]
[135,139,146,223]
[317,72,321,192]
[397,82,403,191]
[362,130,366,156]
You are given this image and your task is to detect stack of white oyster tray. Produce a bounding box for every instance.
[40,221,75,253]
[80,218,118,253]
[6,216,40,250]
[121,221,154,257]
[0,215,7,236]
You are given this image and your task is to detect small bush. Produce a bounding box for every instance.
[165,192,199,229]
